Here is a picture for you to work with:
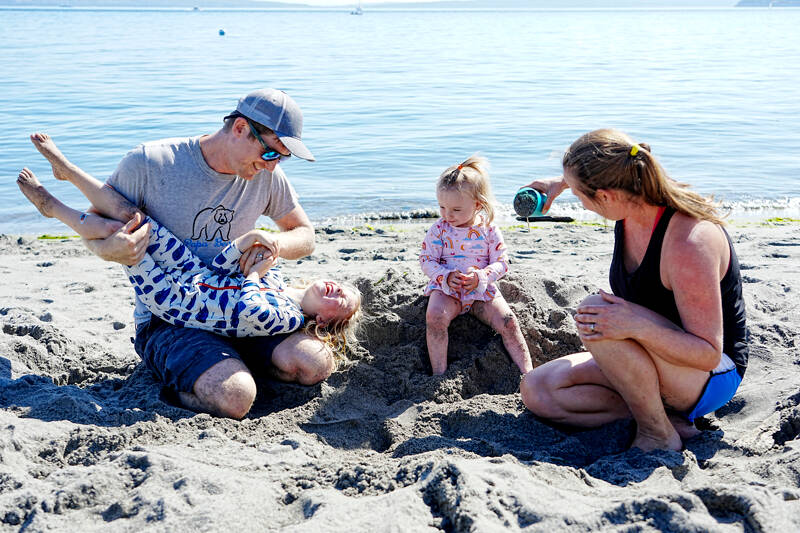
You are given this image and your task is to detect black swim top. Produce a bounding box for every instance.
[609,207,748,378]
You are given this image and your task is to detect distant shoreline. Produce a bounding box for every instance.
[6,0,800,10]
[4,4,800,11]
[0,0,743,10]
[3,3,781,12]
[0,6,754,10]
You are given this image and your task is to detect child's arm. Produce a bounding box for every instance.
[419,222,458,295]
[203,236,303,334]
[236,271,305,335]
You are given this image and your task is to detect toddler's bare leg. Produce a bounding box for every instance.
[471,296,533,373]
[17,168,122,240]
[30,132,139,221]
[425,290,461,375]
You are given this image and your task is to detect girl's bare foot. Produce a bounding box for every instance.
[30,132,74,181]
[17,168,58,218]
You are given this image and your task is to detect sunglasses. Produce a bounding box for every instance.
[246,118,289,162]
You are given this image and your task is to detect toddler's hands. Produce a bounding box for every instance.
[446,271,478,292]
[446,271,462,291]
[458,271,479,292]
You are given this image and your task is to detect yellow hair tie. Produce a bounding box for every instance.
[630,144,640,157]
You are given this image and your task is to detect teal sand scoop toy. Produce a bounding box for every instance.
[514,187,548,218]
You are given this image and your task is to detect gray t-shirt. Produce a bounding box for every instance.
[106,135,299,325]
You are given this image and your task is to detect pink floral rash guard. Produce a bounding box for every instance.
[419,219,509,314]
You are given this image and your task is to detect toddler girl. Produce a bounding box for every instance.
[419,155,532,375]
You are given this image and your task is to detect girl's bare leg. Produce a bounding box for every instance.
[29,132,85,182]
[30,132,139,222]
[425,290,462,375]
[471,296,533,373]
[17,168,122,240]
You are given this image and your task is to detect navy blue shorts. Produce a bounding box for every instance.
[134,315,292,393]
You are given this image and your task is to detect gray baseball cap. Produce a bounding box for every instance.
[231,89,315,162]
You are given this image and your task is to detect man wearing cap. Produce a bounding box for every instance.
[82,89,329,419]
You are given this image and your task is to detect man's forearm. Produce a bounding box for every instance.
[82,236,115,262]
[277,225,315,260]
[80,213,150,266]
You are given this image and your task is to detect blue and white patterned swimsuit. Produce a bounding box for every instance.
[123,218,304,337]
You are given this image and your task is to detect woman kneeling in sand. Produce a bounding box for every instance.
[520,129,747,452]
[18,133,361,354]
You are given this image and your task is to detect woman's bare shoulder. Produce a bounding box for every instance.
[664,212,728,277]
[668,212,725,248]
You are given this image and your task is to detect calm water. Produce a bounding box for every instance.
[1,7,799,234]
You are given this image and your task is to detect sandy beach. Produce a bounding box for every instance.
[1,219,799,532]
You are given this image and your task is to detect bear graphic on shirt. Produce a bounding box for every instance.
[191,205,235,241]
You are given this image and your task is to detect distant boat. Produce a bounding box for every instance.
[350,1,363,15]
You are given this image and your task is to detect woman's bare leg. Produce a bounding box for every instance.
[522,344,683,452]
[17,168,122,240]
[30,132,139,222]
[523,294,709,452]
[521,352,632,426]
[584,337,684,452]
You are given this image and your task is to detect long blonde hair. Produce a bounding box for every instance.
[437,154,497,226]
[562,129,724,225]
[293,280,362,364]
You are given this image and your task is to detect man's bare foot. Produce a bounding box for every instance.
[630,427,683,452]
[30,132,74,181]
[17,168,58,218]
[668,413,702,440]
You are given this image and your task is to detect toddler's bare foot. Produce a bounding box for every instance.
[17,168,58,218]
[30,132,74,181]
